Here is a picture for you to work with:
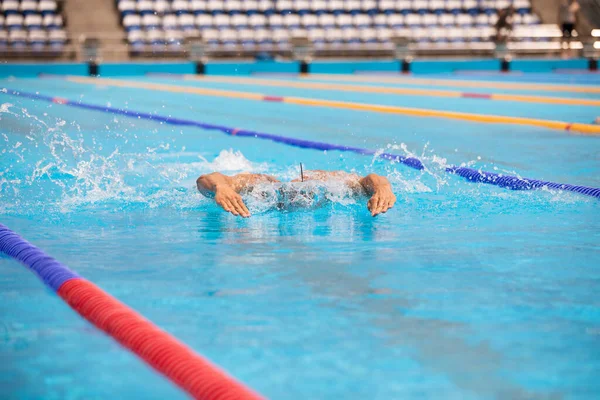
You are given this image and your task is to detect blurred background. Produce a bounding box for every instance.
[0,0,598,66]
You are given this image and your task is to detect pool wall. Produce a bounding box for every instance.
[0,58,594,78]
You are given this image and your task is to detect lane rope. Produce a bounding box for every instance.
[178,75,600,107]
[65,76,600,135]
[0,223,264,400]
[2,88,599,199]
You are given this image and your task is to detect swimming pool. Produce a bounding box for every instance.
[1,71,599,399]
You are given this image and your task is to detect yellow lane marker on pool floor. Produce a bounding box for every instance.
[182,75,600,107]
[299,73,600,94]
[67,76,600,135]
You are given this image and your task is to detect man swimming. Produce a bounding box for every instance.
[197,170,396,218]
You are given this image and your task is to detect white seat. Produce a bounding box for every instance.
[196,14,213,28]
[523,14,540,25]
[213,14,231,27]
[325,27,343,43]
[163,14,179,29]
[462,0,478,12]
[361,0,377,13]
[495,0,511,10]
[422,14,437,27]
[39,0,57,14]
[412,0,429,12]
[179,13,196,29]
[342,27,360,43]
[344,0,361,13]
[405,14,422,27]
[219,28,238,44]
[272,28,289,43]
[2,1,19,14]
[257,0,273,13]
[202,28,219,43]
[387,14,404,28]
[276,0,293,12]
[0,29,10,43]
[225,0,243,13]
[318,14,335,28]
[9,29,28,45]
[268,14,284,28]
[137,0,154,14]
[6,14,24,29]
[242,1,259,13]
[238,28,255,45]
[430,27,447,42]
[173,0,191,13]
[376,27,392,42]
[456,14,474,27]
[379,0,395,12]
[446,0,462,12]
[353,14,371,27]
[308,27,326,43]
[396,0,412,13]
[29,29,48,45]
[24,14,43,28]
[156,0,172,14]
[294,0,310,13]
[514,0,531,12]
[336,14,353,28]
[439,14,455,27]
[231,14,248,27]
[301,14,318,28]
[254,28,271,44]
[142,14,161,28]
[429,0,445,13]
[489,13,499,26]
[147,29,165,44]
[310,0,326,14]
[21,0,39,14]
[475,14,489,26]
[373,14,387,27]
[327,0,344,13]
[128,30,145,44]
[48,29,66,44]
[118,0,136,14]
[284,13,301,28]
[165,29,184,44]
[248,14,266,27]
[360,27,377,42]
[123,14,142,30]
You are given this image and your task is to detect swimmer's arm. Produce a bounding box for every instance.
[196,172,252,217]
[196,173,279,217]
[359,174,396,217]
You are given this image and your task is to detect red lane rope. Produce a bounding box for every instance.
[58,278,264,400]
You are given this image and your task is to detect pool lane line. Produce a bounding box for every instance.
[65,76,600,135]
[178,75,600,107]
[3,88,600,199]
[1,88,424,170]
[298,74,600,94]
[0,224,263,400]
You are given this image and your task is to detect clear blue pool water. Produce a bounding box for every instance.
[1,72,599,399]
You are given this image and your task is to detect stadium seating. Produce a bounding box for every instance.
[0,0,66,52]
[112,0,557,55]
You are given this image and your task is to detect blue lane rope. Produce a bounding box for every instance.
[2,88,599,199]
[0,225,80,290]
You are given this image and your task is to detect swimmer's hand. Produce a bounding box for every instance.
[197,172,279,217]
[360,174,396,217]
[214,185,251,218]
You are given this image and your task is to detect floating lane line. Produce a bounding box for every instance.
[1,88,424,170]
[0,223,263,400]
[180,75,600,107]
[3,88,599,199]
[65,76,600,135]
[299,73,600,94]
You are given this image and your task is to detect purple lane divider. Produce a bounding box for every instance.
[0,224,80,291]
[2,88,599,199]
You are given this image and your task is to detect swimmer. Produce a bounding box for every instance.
[197,170,396,218]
